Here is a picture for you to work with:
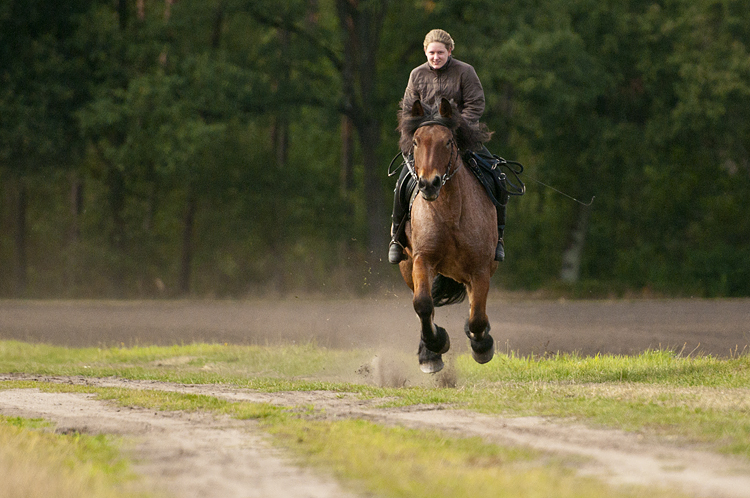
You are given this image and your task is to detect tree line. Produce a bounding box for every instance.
[2,0,749,298]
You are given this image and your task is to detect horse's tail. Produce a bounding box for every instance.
[431,275,467,307]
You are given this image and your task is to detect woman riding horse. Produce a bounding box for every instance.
[389,29,508,264]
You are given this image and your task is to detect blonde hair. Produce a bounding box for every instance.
[423,29,454,52]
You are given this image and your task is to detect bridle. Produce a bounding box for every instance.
[404,122,460,186]
[438,138,460,185]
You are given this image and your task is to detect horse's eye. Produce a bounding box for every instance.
[446,141,452,148]
[412,140,418,148]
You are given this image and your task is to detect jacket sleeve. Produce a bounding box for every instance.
[460,65,485,123]
[402,68,421,112]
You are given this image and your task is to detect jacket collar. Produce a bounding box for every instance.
[428,56,453,72]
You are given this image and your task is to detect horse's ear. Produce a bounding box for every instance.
[411,100,425,117]
[439,97,452,118]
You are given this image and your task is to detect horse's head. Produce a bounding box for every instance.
[406,98,459,201]
[398,97,492,201]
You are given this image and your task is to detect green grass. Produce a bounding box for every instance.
[0,340,368,384]
[2,341,748,388]
[0,414,150,498]
[458,349,750,387]
[1,340,749,459]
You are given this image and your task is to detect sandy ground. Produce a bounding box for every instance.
[1,297,749,356]
[1,375,750,498]
[1,298,750,497]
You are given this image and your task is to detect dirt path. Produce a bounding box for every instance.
[2,375,750,498]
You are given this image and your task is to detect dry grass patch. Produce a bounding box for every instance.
[0,416,152,498]
[570,383,750,411]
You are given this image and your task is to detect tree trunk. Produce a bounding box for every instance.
[335,0,390,259]
[337,115,357,261]
[178,189,196,295]
[340,115,354,196]
[560,204,591,283]
[66,172,84,293]
[360,119,386,257]
[107,165,127,296]
[271,116,289,170]
[69,172,83,243]
[13,177,28,296]
[176,2,221,296]
[117,0,128,30]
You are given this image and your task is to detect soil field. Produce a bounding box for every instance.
[1,296,749,356]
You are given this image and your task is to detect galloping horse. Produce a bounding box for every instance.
[397,97,498,373]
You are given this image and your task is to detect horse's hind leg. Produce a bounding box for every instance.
[412,256,450,373]
[465,275,494,364]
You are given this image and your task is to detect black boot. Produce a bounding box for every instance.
[388,230,406,264]
[388,165,413,264]
[495,174,509,263]
[495,207,506,262]
[495,232,505,262]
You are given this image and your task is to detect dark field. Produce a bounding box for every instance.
[1,296,748,357]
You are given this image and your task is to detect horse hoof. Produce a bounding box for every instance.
[470,334,494,365]
[418,339,446,374]
[432,325,451,354]
[420,357,445,374]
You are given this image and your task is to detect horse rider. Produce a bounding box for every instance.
[388,28,508,264]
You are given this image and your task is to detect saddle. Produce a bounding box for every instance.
[463,150,525,208]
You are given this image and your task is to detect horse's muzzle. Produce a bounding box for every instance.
[418,175,442,201]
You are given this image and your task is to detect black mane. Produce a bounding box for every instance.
[397,98,493,153]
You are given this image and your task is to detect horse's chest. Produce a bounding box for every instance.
[411,202,461,248]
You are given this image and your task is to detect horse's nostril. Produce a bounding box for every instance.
[418,176,442,200]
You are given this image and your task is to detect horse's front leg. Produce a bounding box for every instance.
[465,274,494,364]
[412,255,450,373]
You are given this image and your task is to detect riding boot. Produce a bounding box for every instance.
[388,226,406,264]
[495,203,506,262]
[388,165,412,264]
[494,172,510,263]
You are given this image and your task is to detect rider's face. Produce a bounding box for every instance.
[425,42,451,69]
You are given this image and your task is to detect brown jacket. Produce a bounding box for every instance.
[402,57,485,124]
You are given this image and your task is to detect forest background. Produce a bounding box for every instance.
[2,0,749,299]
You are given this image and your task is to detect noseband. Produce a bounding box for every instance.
[404,122,460,186]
